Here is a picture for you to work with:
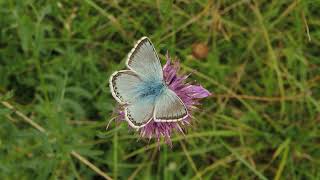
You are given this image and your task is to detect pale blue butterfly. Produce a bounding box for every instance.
[109,37,188,128]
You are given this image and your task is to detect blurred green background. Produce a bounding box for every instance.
[1,0,320,179]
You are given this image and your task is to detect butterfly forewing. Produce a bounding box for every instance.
[126,37,163,81]
[154,87,188,122]
[109,70,142,104]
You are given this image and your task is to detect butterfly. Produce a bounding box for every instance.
[109,37,188,128]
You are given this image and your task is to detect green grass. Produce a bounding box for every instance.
[1,0,320,179]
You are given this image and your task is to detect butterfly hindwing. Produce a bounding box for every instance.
[154,87,188,122]
[124,97,154,128]
[109,70,142,104]
[126,37,163,81]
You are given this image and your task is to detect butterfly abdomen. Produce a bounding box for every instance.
[138,81,165,99]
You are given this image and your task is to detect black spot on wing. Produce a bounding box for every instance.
[111,72,124,102]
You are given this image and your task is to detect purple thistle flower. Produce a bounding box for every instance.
[117,53,211,146]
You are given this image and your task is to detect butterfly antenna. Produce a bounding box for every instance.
[106,116,117,131]
[106,105,123,131]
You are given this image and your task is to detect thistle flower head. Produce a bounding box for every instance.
[117,53,211,146]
